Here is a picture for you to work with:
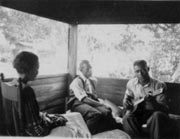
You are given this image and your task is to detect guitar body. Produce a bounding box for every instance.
[125,99,145,115]
[126,88,163,115]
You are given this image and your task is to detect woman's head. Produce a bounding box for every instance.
[13,51,39,82]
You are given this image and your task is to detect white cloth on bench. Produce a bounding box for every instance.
[92,129,131,139]
[47,112,91,138]
[47,112,131,139]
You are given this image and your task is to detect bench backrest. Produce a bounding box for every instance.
[31,74,68,114]
[96,77,128,107]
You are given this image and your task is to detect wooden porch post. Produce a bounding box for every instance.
[67,24,78,84]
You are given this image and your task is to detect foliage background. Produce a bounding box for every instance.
[0,6,68,77]
[0,6,180,82]
[78,24,180,82]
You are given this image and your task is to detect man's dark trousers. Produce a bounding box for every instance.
[72,102,122,134]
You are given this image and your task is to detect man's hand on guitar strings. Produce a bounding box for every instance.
[144,91,154,101]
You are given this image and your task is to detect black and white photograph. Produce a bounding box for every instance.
[0,0,180,138]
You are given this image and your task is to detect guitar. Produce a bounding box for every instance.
[126,88,163,114]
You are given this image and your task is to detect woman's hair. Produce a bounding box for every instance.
[13,51,39,74]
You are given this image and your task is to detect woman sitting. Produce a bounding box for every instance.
[12,51,90,137]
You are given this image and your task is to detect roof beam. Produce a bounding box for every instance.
[1,1,180,24]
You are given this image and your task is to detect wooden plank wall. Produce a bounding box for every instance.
[96,77,128,107]
[30,74,68,114]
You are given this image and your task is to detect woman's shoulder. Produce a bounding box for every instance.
[22,85,35,98]
[23,85,34,93]
[23,85,33,91]
[10,78,33,89]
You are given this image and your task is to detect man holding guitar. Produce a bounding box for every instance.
[122,60,177,139]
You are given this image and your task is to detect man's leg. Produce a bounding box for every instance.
[168,116,180,139]
[71,103,103,134]
[146,111,170,139]
[122,112,143,138]
[96,105,123,130]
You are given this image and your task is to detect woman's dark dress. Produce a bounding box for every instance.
[22,86,50,136]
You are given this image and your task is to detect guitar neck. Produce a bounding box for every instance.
[150,88,163,97]
[133,98,144,106]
